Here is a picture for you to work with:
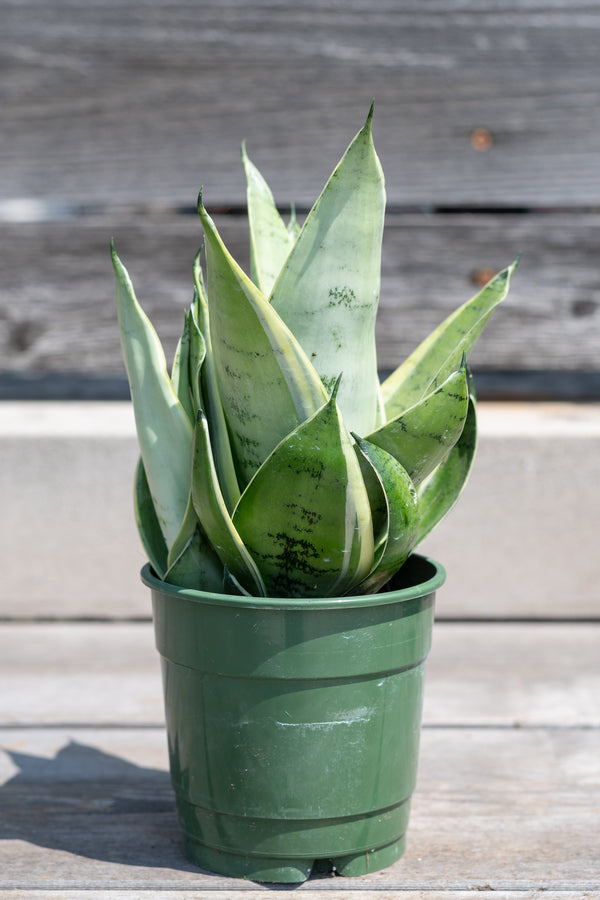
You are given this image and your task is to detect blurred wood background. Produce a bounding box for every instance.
[2,0,600,398]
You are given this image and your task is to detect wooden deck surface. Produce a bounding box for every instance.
[2,617,599,896]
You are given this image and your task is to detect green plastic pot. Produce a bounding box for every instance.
[142,552,445,884]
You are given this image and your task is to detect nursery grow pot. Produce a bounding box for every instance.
[142,552,445,884]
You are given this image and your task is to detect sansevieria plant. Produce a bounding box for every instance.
[113,107,516,599]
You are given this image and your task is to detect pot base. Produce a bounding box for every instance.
[181,832,406,883]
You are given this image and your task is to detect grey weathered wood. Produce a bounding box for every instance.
[1,727,598,890]
[2,402,599,618]
[0,894,594,900]
[2,211,600,378]
[2,622,599,728]
[3,2,600,207]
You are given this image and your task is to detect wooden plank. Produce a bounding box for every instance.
[2,212,600,377]
[1,894,595,900]
[2,622,599,728]
[0,727,598,890]
[3,2,600,207]
[1,402,599,618]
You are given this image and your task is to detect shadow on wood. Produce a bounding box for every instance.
[0,740,199,872]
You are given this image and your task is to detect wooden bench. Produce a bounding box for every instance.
[1,2,599,896]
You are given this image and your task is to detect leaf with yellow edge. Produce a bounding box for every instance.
[350,436,420,595]
[197,195,328,488]
[233,381,374,598]
[382,260,517,419]
[416,391,477,545]
[367,363,469,486]
[191,411,266,596]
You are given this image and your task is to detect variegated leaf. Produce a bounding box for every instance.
[191,253,240,512]
[197,195,328,487]
[162,489,223,590]
[366,364,469,486]
[382,260,517,418]
[232,385,374,598]
[269,105,385,436]
[133,457,168,579]
[242,143,296,296]
[416,392,477,545]
[191,411,266,596]
[351,436,420,595]
[112,242,193,547]
[170,311,194,424]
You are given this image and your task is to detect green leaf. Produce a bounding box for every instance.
[287,203,301,241]
[112,242,193,547]
[350,437,420,595]
[242,143,296,295]
[382,260,517,418]
[192,253,240,512]
[416,391,477,545]
[191,411,266,596]
[232,385,374,598]
[163,492,225,591]
[188,304,207,415]
[269,104,386,436]
[366,364,469,486]
[170,312,194,424]
[197,195,328,487]
[133,457,168,579]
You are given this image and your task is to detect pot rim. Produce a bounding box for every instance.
[141,553,445,611]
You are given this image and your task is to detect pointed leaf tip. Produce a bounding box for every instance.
[366,101,375,127]
[329,373,343,403]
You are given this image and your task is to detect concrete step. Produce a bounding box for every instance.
[1,401,598,619]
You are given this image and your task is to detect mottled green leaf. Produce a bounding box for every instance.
[242,143,296,296]
[191,411,266,596]
[197,195,327,487]
[269,105,385,436]
[367,364,469,486]
[350,437,420,595]
[232,386,374,598]
[416,392,477,545]
[133,457,168,579]
[382,260,517,418]
[112,242,193,547]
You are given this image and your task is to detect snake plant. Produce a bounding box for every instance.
[113,107,516,598]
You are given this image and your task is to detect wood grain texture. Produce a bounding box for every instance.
[1,727,598,890]
[2,211,600,378]
[3,622,599,727]
[1,894,595,900]
[2,1,600,207]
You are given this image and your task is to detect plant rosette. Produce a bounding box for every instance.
[113,107,515,882]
